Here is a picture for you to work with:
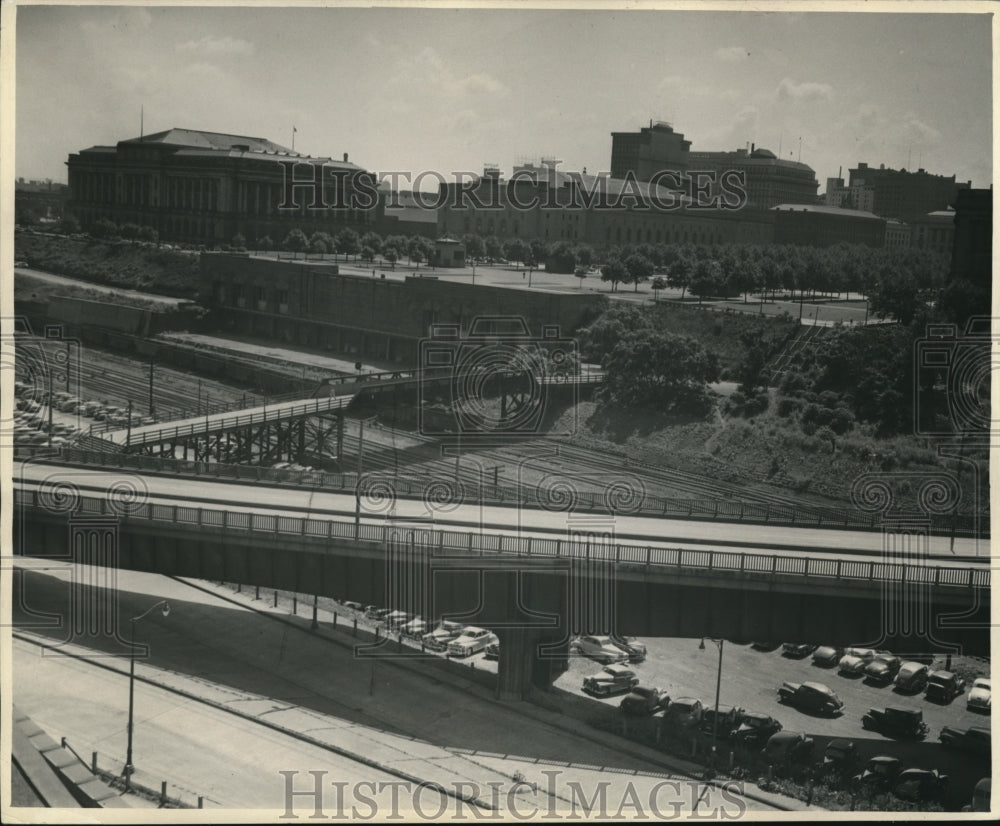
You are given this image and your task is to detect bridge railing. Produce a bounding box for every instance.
[98,396,354,446]
[14,488,989,590]
[18,445,988,538]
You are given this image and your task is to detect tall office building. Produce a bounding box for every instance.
[610,121,692,181]
[847,163,970,223]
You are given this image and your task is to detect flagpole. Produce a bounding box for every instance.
[292,127,296,152]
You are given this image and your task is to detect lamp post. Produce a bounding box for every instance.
[699,637,724,772]
[125,600,171,789]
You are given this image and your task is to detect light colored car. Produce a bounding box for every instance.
[612,636,647,662]
[662,698,704,730]
[844,647,877,663]
[839,654,867,676]
[400,618,429,639]
[582,664,638,697]
[571,635,628,664]
[967,678,991,712]
[447,627,497,658]
[422,620,465,651]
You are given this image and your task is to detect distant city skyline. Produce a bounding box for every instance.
[15,6,993,195]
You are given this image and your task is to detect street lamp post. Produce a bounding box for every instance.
[699,637,724,772]
[125,600,171,789]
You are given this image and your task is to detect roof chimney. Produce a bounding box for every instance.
[343,152,348,163]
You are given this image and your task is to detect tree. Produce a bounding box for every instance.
[258,235,273,253]
[231,233,247,249]
[735,331,771,394]
[335,228,360,261]
[575,245,593,268]
[484,235,504,262]
[689,259,722,305]
[602,329,719,413]
[463,234,485,262]
[137,225,159,245]
[411,247,424,267]
[528,239,548,268]
[666,254,693,300]
[577,303,654,361]
[384,247,398,268]
[546,241,577,274]
[119,222,141,242]
[600,258,628,293]
[360,245,376,264]
[57,215,81,235]
[504,238,528,266]
[361,231,383,256]
[283,228,308,258]
[308,231,331,255]
[574,267,587,289]
[651,276,666,303]
[624,253,654,293]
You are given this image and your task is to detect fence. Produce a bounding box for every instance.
[14,488,989,590]
[25,445,988,538]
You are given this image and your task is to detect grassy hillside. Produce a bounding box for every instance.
[14,232,201,298]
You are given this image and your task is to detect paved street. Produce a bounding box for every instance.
[11,558,788,814]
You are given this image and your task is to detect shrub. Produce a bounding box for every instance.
[777,397,801,417]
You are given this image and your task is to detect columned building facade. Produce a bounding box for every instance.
[67,128,381,245]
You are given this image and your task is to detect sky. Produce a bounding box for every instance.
[13,5,995,194]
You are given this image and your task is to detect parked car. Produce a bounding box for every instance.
[341,600,363,611]
[570,635,628,664]
[400,618,429,639]
[778,681,844,715]
[751,641,779,651]
[483,642,500,661]
[843,647,878,663]
[967,677,991,712]
[893,768,949,803]
[865,655,902,684]
[582,664,639,697]
[81,400,104,417]
[939,725,991,757]
[861,706,928,739]
[820,739,859,781]
[611,635,647,662]
[661,697,704,730]
[762,731,814,767]
[782,643,817,658]
[56,396,81,413]
[732,712,782,746]
[838,654,867,676]
[421,620,465,651]
[383,610,411,631]
[894,661,931,693]
[852,755,902,794]
[447,627,497,658]
[925,670,966,703]
[619,686,668,716]
[364,606,390,621]
[700,704,744,738]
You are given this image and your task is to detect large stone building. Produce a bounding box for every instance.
[847,163,970,223]
[910,209,956,258]
[771,204,886,248]
[66,128,380,245]
[437,163,775,250]
[687,145,819,209]
[950,188,992,287]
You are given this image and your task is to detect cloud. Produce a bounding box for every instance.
[715,46,750,63]
[176,36,255,56]
[775,78,834,102]
[396,47,509,99]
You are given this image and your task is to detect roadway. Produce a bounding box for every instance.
[13,463,986,564]
[11,559,787,815]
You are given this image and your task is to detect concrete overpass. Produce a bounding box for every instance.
[13,465,990,700]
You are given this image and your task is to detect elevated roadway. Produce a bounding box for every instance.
[13,464,991,697]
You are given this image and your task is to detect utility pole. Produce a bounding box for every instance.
[126,400,133,449]
[65,341,71,392]
[148,361,155,417]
